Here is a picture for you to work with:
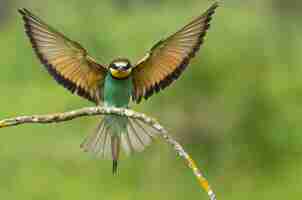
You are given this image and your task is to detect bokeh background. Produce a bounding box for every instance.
[1,0,301,199]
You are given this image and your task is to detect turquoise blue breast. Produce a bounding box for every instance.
[103,74,132,107]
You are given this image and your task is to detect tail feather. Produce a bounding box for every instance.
[93,121,107,155]
[127,119,145,152]
[126,118,154,153]
[121,130,134,155]
[111,135,120,174]
[131,119,154,145]
[81,119,113,159]
[80,119,105,152]
[112,160,118,175]
[100,123,110,158]
[81,116,157,173]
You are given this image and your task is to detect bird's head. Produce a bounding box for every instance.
[109,58,133,79]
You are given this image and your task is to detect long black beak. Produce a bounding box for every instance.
[119,66,131,72]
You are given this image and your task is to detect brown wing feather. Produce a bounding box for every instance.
[19,8,107,104]
[132,2,218,103]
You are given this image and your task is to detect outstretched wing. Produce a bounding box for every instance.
[132,2,218,103]
[19,8,107,104]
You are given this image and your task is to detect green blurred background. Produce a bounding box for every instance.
[1,0,301,199]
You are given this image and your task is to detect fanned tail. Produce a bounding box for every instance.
[121,118,155,155]
[81,116,156,174]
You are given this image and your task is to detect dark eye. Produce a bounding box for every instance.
[111,63,118,69]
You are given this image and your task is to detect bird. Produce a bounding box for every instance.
[18,2,218,174]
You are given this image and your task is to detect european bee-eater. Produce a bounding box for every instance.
[19,2,218,174]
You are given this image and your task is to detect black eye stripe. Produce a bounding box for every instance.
[110,61,132,70]
[114,64,129,69]
[123,65,130,69]
[110,64,119,69]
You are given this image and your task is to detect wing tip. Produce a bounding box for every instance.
[210,1,220,10]
[205,2,219,22]
[18,8,25,15]
[18,8,34,28]
[18,8,31,17]
[207,1,219,19]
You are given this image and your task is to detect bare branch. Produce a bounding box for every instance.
[0,106,216,200]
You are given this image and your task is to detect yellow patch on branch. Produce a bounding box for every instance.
[187,155,211,193]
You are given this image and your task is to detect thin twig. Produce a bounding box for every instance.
[0,106,216,200]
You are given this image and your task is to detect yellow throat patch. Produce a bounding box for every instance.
[110,68,131,79]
